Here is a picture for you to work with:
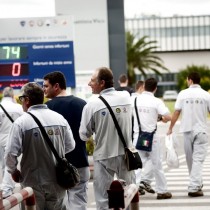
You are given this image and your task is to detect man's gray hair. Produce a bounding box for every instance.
[21,82,44,105]
[3,87,14,98]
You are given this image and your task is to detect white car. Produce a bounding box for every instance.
[163,90,178,101]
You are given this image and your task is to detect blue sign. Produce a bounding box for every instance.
[0,41,75,89]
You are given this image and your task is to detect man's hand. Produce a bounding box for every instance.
[11,169,22,183]
[167,128,173,136]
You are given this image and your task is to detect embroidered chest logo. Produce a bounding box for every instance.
[122,107,128,113]
[101,111,106,116]
[34,132,39,137]
[47,129,53,135]
[116,108,121,113]
[55,128,60,135]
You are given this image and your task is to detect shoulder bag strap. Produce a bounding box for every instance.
[134,97,141,133]
[98,95,127,149]
[27,112,62,163]
[134,97,157,134]
[0,104,14,123]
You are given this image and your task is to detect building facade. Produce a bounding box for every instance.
[56,0,127,99]
[125,15,210,96]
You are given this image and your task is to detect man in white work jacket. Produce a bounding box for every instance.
[79,67,135,210]
[167,72,210,197]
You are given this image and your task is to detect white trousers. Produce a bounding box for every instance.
[66,167,90,210]
[30,183,66,210]
[0,146,15,193]
[93,155,135,210]
[183,132,208,192]
[135,160,154,185]
[138,136,168,193]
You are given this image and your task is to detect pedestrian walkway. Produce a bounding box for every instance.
[136,147,210,210]
[2,147,210,210]
[87,147,210,210]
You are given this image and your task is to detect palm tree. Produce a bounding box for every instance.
[126,31,169,85]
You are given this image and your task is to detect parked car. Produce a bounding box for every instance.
[163,90,178,101]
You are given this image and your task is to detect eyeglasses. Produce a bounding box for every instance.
[18,95,28,102]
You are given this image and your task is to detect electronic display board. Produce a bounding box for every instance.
[0,16,75,89]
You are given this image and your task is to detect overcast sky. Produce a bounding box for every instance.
[0,0,210,18]
[0,0,55,18]
[124,0,210,18]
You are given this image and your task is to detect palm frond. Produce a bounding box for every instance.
[126,31,169,85]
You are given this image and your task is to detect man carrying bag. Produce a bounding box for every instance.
[79,67,135,210]
[4,82,76,210]
[133,78,172,200]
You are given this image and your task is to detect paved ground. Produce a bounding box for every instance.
[1,121,210,209]
[136,148,210,210]
[87,146,210,210]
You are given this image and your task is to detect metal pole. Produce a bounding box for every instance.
[107,180,139,210]
[130,191,139,210]
[0,190,2,207]
[0,187,36,210]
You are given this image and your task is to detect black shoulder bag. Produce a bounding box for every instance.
[134,97,156,152]
[0,104,14,123]
[27,112,80,189]
[99,96,142,171]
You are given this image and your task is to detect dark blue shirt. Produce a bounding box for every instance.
[46,95,89,168]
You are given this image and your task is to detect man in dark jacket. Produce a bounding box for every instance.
[43,71,90,210]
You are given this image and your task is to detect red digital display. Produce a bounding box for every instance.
[0,41,75,89]
[0,63,29,76]
[0,80,29,88]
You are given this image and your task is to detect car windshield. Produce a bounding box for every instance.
[164,91,177,95]
[163,90,178,101]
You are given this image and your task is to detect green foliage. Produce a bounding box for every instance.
[44,97,50,103]
[164,101,175,113]
[177,65,210,91]
[15,95,21,104]
[86,136,94,156]
[0,94,52,105]
[126,31,169,85]
[0,94,20,104]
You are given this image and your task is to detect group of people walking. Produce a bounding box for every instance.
[0,67,209,210]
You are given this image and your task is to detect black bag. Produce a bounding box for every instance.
[125,147,142,171]
[27,112,80,189]
[134,97,156,152]
[56,158,80,189]
[99,96,142,171]
[135,131,155,152]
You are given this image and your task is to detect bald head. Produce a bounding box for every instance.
[3,87,14,98]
